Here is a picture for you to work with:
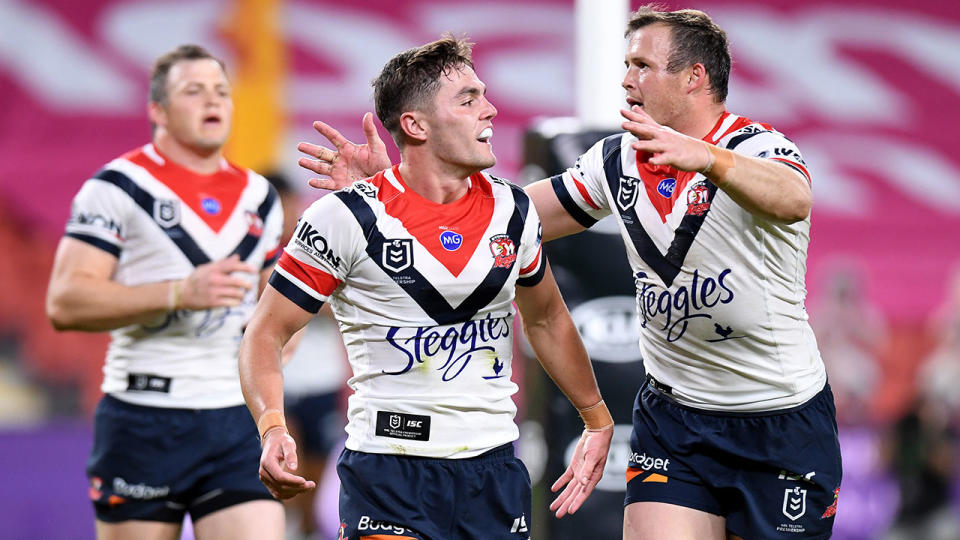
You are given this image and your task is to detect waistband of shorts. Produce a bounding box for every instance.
[103,393,246,415]
[644,374,831,418]
[344,442,516,466]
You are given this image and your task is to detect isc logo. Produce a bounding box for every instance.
[439,230,463,251]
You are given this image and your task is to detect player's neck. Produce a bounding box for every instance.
[396,157,472,204]
[153,131,224,175]
[674,101,727,140]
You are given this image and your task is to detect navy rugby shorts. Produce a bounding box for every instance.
[625,377,842,539]
[285,390,343,456]
[336,443,531,539]
[86,394,275,523]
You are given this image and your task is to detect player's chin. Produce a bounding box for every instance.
[195,135,228,152]
[480,152,496,169]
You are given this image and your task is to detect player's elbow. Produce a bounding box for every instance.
[775,195,811,224]
[46,294,77,331]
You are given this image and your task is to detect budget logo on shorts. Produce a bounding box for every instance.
[782,486,807,521]
[154,199,180,228]
[617,175,641,211]
[383,239,413,272]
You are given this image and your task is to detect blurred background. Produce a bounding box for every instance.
[2,0,960,538]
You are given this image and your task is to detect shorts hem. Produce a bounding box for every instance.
[190,490,278,521]
[624,493,723,517]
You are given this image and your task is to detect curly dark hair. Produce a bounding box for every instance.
[372,35,474,147]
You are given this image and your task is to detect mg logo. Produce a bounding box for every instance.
[382,239,413,273]
[439,230,463,251]
[389,414,401,429]
[782,486,807,521]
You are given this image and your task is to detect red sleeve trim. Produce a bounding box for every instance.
[277,252,342,296]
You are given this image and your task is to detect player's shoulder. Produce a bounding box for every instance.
[478,172,532,205]
[715,113,794,150]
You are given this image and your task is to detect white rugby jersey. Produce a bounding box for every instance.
[271,165,546,458]
[64,144,283,409]
[553,112,825,411]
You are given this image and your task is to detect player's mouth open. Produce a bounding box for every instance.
[626,98,643,108]
[477,127,493,143]
[203,115,221,125]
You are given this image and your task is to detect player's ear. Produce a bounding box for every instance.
[148,101,167,129]
[399,111,428,144]
[687,63,708,94]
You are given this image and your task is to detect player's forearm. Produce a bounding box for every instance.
[238,330,287,423]
[701,146,812,223]
[46,275,176,331]
[523,311,602,410]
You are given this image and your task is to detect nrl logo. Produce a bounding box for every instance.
[782,486,807,521]
[153,199,180,228]
[389,414,401,429]
[617,175,641,211]
[382,239,413,273]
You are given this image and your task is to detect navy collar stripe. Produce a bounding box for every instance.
[94,168,274,267]
[335,185,526,326]
[231,184,278,261]
[602,135,717,287]
[94,169,210,266]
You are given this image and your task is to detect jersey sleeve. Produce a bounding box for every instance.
[63,174,133,258]
[260,182,284,269]
[268,195,357,314]
[551,136,616,228]
[728,129,812,184]
[516,187,547,288]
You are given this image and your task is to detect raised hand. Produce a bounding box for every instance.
[549,425,614,518]
[178,254,256,309]
[258,429,316,499]
[297,112,392,191]
[620,105,713,173]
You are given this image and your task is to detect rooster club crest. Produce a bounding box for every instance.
[821,487,839,519]
[617,175,641,211]
[686,181,712,216]
[382,239,413,273]
[153,199,180,228]
[782,486,807,521]
[245,210,264,237]
[489,234,517,268]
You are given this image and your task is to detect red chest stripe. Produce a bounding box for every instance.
[128,147,248,233]
[379,166,494,277]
